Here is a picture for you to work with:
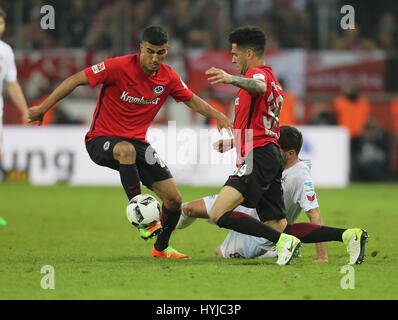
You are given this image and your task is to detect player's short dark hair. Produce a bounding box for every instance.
[228,26,266,57]
[279,125,303,155]
[0,8,6,20]
[141,25,168,46]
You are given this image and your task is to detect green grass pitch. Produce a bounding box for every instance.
[0,183,397,300]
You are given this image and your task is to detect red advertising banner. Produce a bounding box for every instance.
[16,50,114,82]
[13,49,387,99]
[186,49,306,97]
[306,52,386,93]
[14,50,114,99]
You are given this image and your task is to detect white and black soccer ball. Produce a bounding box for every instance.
[126,194,161,228]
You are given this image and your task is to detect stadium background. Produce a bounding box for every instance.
[1,0,398,184]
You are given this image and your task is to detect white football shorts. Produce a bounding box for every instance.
[203,195,275,259]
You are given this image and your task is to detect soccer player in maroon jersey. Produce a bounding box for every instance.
[27,25,233,259]
[204,26,303,265]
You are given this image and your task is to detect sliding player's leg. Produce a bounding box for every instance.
[178,193,367,263]
[214,220,368,263]
[215,228,276,259]
[176,195,278,259]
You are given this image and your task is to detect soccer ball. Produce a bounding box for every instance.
[126,194,161,228]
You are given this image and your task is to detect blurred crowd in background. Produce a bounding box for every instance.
[1,0,397,51]
[1,0,398,181]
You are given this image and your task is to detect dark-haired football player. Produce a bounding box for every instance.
[28,25,233,259]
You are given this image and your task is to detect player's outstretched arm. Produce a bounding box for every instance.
[28,70,89,126]
[205,67,266,95]
[306,208,329,262]
[7,81,29,125]
[183,94,233,135]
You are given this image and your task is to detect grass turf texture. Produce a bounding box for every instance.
[0,183,397,300]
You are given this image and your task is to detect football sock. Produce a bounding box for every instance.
[216,211,281,243]
[154,205,181,252]
[284,223,346,243]
[119,164,141,200]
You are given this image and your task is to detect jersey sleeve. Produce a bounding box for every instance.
[169,70,194,102]
[296,172,319,212]
[246,68,267,83]
[84,57,119,87]
[5,47,17,82]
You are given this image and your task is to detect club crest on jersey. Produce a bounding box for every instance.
[306,194,316,202]
[153,85,165,95]
[303,181,314,192]
[92,62,106,74]
[303,180,316,202]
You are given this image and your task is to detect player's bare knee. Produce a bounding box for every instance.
[114,142,136,163]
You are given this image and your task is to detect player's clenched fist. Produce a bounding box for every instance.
[27,106,45,126]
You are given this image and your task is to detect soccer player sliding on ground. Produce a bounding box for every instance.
[28,25,233,259]
[177,125,369,265]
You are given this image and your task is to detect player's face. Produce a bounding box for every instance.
[231,43,248,75]
[0,17,5,38]
[140,41,168,75]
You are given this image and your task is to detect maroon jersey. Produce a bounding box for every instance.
[233,65,283,165]
[84,54,194,142]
